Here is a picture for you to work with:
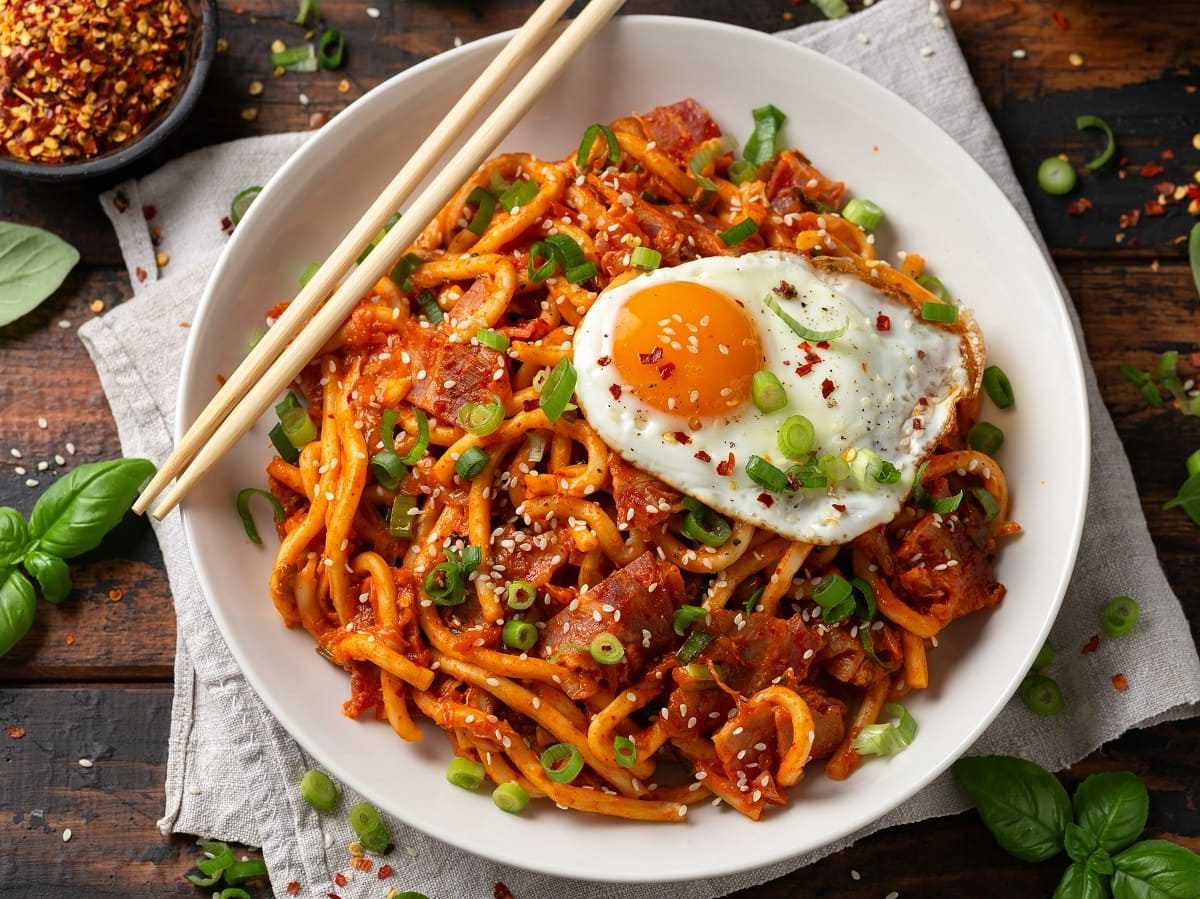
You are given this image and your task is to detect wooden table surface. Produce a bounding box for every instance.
[2,1,1198,896]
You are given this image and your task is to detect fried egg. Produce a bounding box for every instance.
[572,249,978,544]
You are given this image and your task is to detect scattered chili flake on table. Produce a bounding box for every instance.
[285,882,300,896]
[7,725,26,739]
[494,883,516,899]
[1111,672,1128,692]
[65,633,75,645]
[0,0,192,163]
[1081,633,1101,655]
[333,872,347,887]
[377,864,393,879]
[107,587,123,602]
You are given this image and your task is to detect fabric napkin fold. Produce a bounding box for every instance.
[79,0,1200,896]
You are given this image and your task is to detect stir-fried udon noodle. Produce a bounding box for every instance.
[259,99,1020,822]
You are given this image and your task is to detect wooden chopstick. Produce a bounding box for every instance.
[147,0,626,520]
[132,0,581,515]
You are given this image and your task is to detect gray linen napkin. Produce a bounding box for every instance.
[79,1,1200,895]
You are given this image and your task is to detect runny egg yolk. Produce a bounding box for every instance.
[611,280,763,419]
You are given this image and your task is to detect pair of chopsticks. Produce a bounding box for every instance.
[135,0,626,520]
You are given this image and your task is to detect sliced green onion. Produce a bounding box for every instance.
[743,585,765,616]
[539,357,577,422]
[817,453,851,484]
[318,28,345,69]
[466,186,497,236]
[455,446,489,480]
[1190,223,1200,299]
[540,743,584,784]
[673,604,708,636]
[236,488,285,545]
[476,328,510,352]
[527,241,558,283]
[1158,350,1187,406]
[230,186,262,226]
[811,0,850,18]
[502,619,538,652]
[972,486,1000,522]
[841,198,883,230]
[388,495,417,539]
[446,757,486,791]
[357,211,401,263]
[848,448,886,489]
[401,409,429,463]
[688,142,720,192]
[912,461,964,514]
[415,289,443,324]
[295,0,319,25]
[269,422,299,464]
[370,450,408,490]
[565,261,598,284]
[785,460,827,490]
[389,252,423,290]
[425,561,465,606]
[763,292,849,342]
[777,414,815,459]
[348,802,391,853]
[1119,364,1151,387]
[967,421,1005,455]
[875,459,902,484]
[197,842,234,877]
[576,123,620,170]
[680,496,732,548]
[920,301,959,324]
[982,365,1015,409]
[683,662,715,682]
[492,781,530,814]
[742,103,787,166]
[813,572,853,610]
[224,859,269,885]
[589,632,625,665]
[1037,156,1076,195]
[186,869,223,888]
[751,370,788,413]
[270,42,317,72]
[275,391,301,418]
[613,735,637,768]
[457,394,504,437]
[852,702,917,755]
[498,179,538,213]
[822,595,857,626]
[299,262,321,287]
[220,889,252,899]
[1032,639,1055,672]
[506,580,536,610]
[746,454,790,493]
[1187,449,1200,478]
[1076,115,1116,171]
[630,246,662,271]
[280,407,317,448]
[1019,674,1064,716]
[851,576,877,621]
[543,233,586,270]
[675,630,714,664]
[459,545,482,574]
[1101,595,1139,638]
[728,159,758,185]
[1141,382,1164,408]
[299,769,337,811]
[916,274,949,300]
[718,217,758,247]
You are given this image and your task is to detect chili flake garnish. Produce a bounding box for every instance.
[608,384,622,400]
[820,378,835,399]
[657,361,676,380]
[286,882,301,896]
[694,449,712,463]
[672,431,692,445]
[1081,633,1101,655]
[7,725,26,739]
[1111,672,1128,692]
[639,346,663,365]
[333,872,347,887]
[715,452,735,476]
[377,864,394,879]
[0,0,192,163]
[876,313,891,332]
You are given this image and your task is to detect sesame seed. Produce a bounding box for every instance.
[62,828,72,842]
[919,46,935,58]
[1012,48,1027,59]
[366,6,380,17]
[78,758,93,768]
[25,479,39,488]
[37,418,47,429]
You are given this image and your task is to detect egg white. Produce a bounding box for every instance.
[573,250,973,544]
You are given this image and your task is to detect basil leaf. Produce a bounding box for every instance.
[0,507,30,567]
[1067,821,1101,863]
[1112,840,1200,899]
[0,568,37,656]
[953,755,1072,862]
[1089,848,1116,876]
[29,458,156,560]
[0,221,80,327]
[1074,771,1150,854]
[23,550,72,605]
[1053,862,1113,899]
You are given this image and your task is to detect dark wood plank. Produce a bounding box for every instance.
[1,685,1195,898]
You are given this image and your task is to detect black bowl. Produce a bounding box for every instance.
[0,0,218,182]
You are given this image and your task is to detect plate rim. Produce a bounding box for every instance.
[176,14,1091,882]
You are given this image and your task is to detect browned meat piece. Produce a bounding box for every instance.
[794,685,846,760]
[403,322,511,422]
[488,524,567,588]
[636,98,722,165]
[701,610,826,696]
[609,454,681,530]
[894,507,1005,625]
[764,149,845,216]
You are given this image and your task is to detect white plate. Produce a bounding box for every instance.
[178,16,1089,883]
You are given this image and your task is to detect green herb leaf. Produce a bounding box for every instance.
[1189,223,1199,300]
[1067,821,1101,863]
[1088,848,1116,877]
[23,550,71,605]
[952,755,1072,862]
[0,568,36,657]
[28,458,156,559]
[1073,771,1150,854]
[0,222,80,327]
[1053,862,1113,899]
[1163,472,1200,526]
[0,508,30,567]
[1112,839,1200,899]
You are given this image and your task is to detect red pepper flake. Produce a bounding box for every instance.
[1119,209,1141,229]
[1111,672,1128,692]
[1190,352,1200,369]
[142,205,158,221]
[1140,163,1165,178]
[832,503,848,513]
[108,588,124,602]
[608,384,622,400]
[913,418,924,430]
[596,355,611,367]
[327,894,341,899]
[134,266,148,283]
[221,216,235,236]
[795,362,814,377]
[1051,11,1069,29]
[1143,200,1165,217]
[377,865,394,880]
[657,361,676,380]
[876,314,891,332]
[1187,185,1200,201]
[673,431,692,445]
[1152,181,1176,197]
[65,634,75,645]
[816,340,830,350]
[494,883,516,899]
[694,450,712,463]
[1161,149,1175,160]
[7,725,26,739]
[286,883,301,896]
[639,346,663,365]
[820,378,835,399]
[774,280,797,299]
[523,397,540,412]
[334,872,347,887]
[757,493,774,507]
[1066,198,1092,217]
[715,452,735,476]
[1081,634,1101,655]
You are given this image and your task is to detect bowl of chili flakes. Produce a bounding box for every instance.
[0,0,217,181]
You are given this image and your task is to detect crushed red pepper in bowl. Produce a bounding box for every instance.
[0,0,217,178]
